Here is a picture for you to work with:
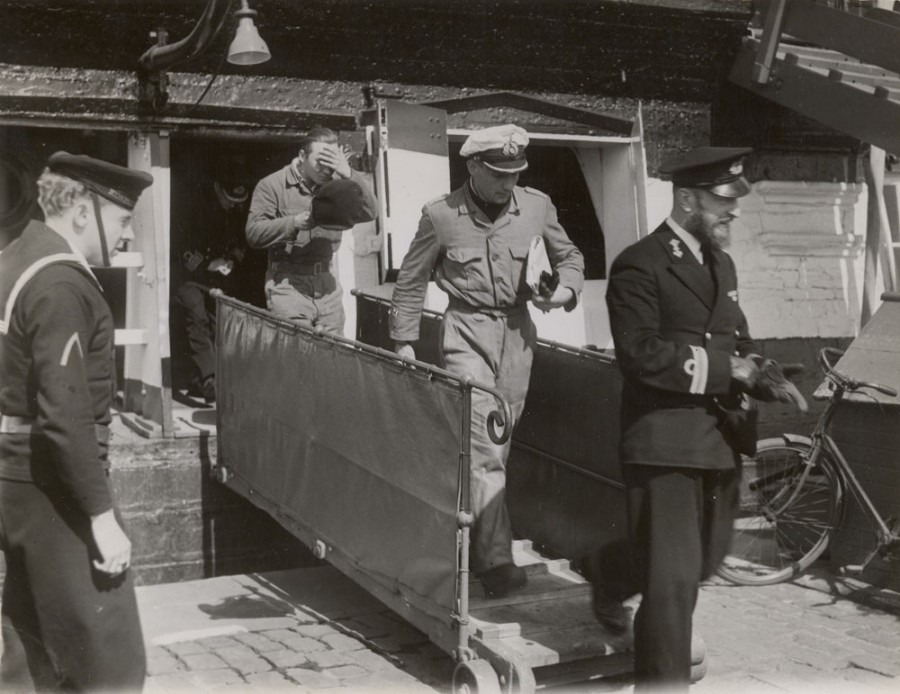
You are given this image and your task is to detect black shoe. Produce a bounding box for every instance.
[592,582,630,635]
[201,376,216,404]
[186,377,203,398]
[479,564,527,598]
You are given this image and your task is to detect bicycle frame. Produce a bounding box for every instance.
[779,384,896,565]
[720,346,899,585]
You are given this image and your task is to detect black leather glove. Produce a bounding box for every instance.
[536,269,560,299]
[750,358,808,413]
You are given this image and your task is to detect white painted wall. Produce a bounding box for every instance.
[640,178,870,341]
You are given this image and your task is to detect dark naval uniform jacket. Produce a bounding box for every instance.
[606,221,758,470]
[0,221,114,515]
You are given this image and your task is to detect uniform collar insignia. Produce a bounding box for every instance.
[669,238,683,259]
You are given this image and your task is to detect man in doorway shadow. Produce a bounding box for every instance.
[173,167,251,404]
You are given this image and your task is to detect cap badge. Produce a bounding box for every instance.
[729,161,743,175]
[669,238,683,259]
[502,139,520,157]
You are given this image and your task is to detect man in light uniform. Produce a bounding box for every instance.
[390,124,585,597]
[245,126,374,332]
[0,152,150,690]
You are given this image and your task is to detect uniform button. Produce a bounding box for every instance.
[734,350,740,356]
[734,330,740,337]
[491,253,500,261]
[704,332,712,339]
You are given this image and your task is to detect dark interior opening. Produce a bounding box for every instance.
[168,137,292,392]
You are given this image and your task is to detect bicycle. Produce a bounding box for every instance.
[717,347,900,586]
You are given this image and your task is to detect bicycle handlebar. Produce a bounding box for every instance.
[819,347,898,398]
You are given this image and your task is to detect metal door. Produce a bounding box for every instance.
[369,100,449,277]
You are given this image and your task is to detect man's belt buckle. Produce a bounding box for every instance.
[312,261,325,275]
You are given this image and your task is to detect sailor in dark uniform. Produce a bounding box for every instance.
[0,152,152,691]
[600,147,763,691]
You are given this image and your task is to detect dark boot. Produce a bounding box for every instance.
[201,375,216,404]
[479,564,527,598]
[591,580,630,635]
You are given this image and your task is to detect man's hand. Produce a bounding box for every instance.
[207,257,234,275]
[294,210,315,229]
[395,342,416,361]
[318,145,352,179]
[753,359,809,412]
[730,355,760,390]
[531,285,574,313]
[91,510,132,575]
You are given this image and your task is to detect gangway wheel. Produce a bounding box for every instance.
[453,660,502,694]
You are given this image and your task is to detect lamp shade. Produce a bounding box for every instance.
[227,17,271,65]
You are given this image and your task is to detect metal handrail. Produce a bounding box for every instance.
[351,288,618,366]
[213,289,513,443]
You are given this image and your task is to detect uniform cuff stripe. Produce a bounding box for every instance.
[687,345,709,394]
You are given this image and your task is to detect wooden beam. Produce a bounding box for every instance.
[864,7,900,30]
[753,0,788,85]
[861,146,893,327]
[0,65,359,136]
[780,0,900,76]
[123,132,174,436]
[0,95,355,136]
[114,329,149,346]
[730,41,900,156]
[421,92,632,135]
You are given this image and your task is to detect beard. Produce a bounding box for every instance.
[685,211,731,251]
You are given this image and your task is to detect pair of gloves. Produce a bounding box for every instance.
[733,355,809,412]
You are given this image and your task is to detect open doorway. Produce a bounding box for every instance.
[167,137,292,396]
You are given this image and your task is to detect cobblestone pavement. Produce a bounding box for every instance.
[690,573,900,694]
[138,565,900,694]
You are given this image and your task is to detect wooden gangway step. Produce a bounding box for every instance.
[511,538,583,579]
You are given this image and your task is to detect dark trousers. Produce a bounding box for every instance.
[0,479,146,691]
[597,463,739,692]
[176,280,217,384]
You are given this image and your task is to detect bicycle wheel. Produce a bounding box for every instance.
[717,438,843,586]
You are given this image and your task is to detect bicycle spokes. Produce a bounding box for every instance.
[718,441,841,586]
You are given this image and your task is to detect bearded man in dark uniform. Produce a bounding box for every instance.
[599,147,805,692]
[0,152,152,691]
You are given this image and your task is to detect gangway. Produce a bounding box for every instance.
[211,291,706,691]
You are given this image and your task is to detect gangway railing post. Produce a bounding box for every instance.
[455,377,475,662]
[454,376,512,663]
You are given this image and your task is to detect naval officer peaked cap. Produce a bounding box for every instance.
[460,124,530,173]
[659,146,753,198]
[47,151,154,210]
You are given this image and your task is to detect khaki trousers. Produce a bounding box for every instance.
[439,306,536,574]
